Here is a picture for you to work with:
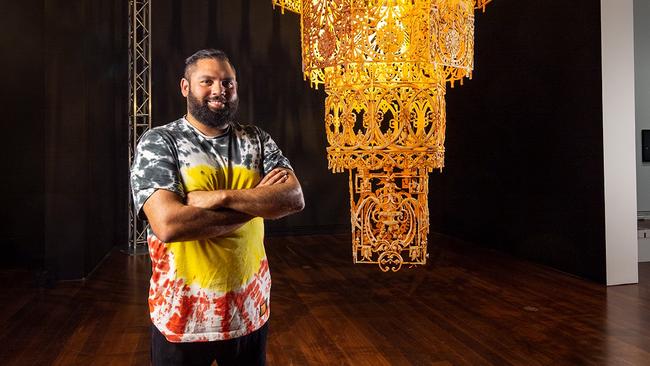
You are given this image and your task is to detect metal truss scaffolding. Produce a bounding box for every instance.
[127,0,152,255]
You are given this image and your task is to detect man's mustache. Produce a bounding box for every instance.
[206,96,227,104]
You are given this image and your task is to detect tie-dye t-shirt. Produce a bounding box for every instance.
[130,117,291,342]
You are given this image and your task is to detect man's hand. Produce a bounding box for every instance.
[257,168,289,187]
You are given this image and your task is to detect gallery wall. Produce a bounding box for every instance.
[601,0,637,285]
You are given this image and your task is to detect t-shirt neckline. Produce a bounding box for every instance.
[182,117,231,139]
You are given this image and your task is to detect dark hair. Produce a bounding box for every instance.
[184,49,235,79]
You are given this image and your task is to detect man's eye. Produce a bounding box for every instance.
[201,80,212,85]
[221,80,235,88]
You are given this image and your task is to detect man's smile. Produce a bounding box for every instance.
[207,97,226,110]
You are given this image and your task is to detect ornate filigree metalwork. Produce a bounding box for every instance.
[272,0,301,14]
[274,0,492,271]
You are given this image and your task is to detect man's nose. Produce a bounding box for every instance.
[211,82,226,95]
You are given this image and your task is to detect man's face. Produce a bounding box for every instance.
[181,58,239,129]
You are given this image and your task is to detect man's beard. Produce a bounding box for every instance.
[187,91,239,129]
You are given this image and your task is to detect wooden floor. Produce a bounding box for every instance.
[2,234,650,365]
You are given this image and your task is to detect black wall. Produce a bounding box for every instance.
[3,0,607,283]
[1,0,46,270]
[430,0,606,282]
[2,0,128,279]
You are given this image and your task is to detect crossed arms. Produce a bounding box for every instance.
[143,168,304,242]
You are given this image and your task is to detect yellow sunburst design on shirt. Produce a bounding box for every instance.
[167,164,266,292]
[183,164,259,191]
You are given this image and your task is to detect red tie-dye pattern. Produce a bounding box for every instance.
[166,285,197,334]
[147,236,271,342]
[149,236,170,283]
[148,237,170,314]
[215,292,232,332]
[216,275,260,334]
[193,295,211,324]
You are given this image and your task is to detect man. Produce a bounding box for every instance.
[130,49,304,365]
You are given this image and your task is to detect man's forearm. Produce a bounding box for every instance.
[222,180,304,219]
[187,169,305,219]
[159,206,254,242]
[143,189,254,242]
[185,169,305,220]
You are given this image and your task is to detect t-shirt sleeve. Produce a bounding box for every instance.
[130,129,185,220]
[259,128,293,175]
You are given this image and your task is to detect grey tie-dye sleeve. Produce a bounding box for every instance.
[130,129,184,219]
[259,128,292,175]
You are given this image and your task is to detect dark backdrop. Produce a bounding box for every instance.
[2,0,128,280]
[1,0,46,271]
[2,0,606,283]
[430,0,605,282]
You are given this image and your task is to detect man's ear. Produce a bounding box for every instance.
[180,78,189,97]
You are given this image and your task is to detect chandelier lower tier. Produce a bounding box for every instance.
[273,0,492,271]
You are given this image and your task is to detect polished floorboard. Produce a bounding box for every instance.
[1,233,649,365]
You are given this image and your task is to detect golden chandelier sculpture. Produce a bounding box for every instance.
[273,0,492,271]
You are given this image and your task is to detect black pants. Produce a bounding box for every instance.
[151,323,268,366]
